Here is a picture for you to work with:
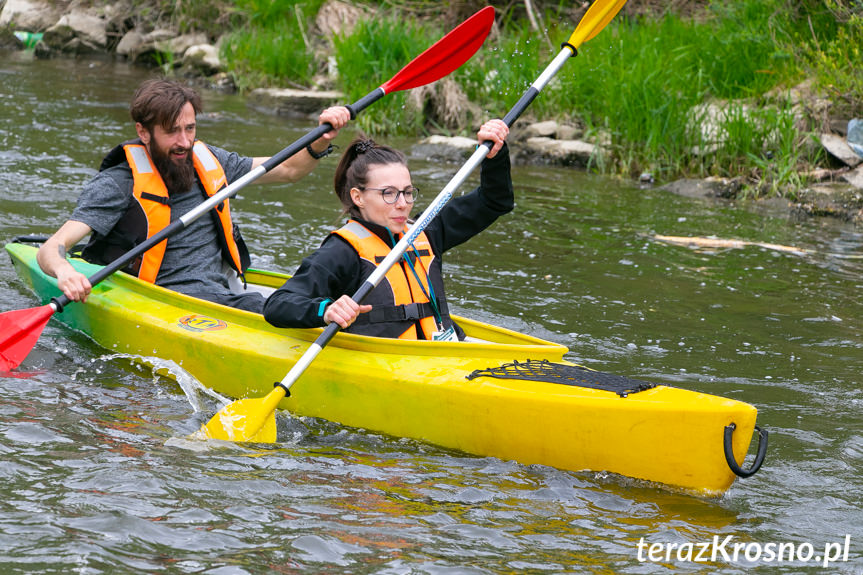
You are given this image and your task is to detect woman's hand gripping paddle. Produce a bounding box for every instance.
[199,0,627,444]
[0,7,495,374]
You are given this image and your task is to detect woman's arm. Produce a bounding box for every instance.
[263,236,364,328]
[425,140,514,254]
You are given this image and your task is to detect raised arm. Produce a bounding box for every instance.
[253,106,352,184]
[477,118,509,158]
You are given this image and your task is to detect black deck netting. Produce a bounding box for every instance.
[466,359,657,397]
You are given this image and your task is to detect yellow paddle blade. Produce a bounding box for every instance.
[568,0,628,49]
[195,386,286,443]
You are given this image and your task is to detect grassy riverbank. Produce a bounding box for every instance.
[149,0,863,197]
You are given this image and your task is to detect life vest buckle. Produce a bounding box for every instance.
[401,302,421,320]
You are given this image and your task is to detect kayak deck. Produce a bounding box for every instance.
[5,242,763,495]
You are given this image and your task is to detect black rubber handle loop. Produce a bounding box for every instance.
[724,423,768,478]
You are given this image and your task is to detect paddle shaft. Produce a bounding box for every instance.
[48,90,389,313]
[273,0,628,397]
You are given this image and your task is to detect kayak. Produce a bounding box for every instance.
[5,241,766,495]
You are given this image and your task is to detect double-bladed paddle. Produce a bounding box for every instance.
[200,0,629,443]
[0,6,496,373]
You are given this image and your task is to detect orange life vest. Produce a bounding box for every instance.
[115,141,245,283]
[333,220,446,340]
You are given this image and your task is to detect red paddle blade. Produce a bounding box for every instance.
[0,304,55,371]
[381,6,495,94]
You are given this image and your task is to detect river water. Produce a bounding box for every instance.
[1,54,862,574]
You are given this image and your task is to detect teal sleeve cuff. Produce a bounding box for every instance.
[317,299,332,318]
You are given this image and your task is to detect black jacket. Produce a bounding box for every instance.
[263,144,513,334]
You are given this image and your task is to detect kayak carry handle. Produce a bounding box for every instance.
[724,423,768,478]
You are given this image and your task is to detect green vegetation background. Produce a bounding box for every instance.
[143,0,863,197]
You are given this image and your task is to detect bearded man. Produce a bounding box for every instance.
[37,78,350,313]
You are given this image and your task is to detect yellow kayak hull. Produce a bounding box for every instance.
[6,242,762,495]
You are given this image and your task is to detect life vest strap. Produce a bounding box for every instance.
[374,248,429,264]
[354,301,439,325]
[139,191,171,205]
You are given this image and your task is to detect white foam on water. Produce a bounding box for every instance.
[97,353,231,413]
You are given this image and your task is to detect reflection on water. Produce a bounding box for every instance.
[1,56,862,573]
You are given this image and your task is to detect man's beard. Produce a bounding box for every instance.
[151,143,195,196]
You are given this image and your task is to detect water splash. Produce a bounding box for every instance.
[98,353,230,413]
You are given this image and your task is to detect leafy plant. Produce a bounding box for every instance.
[332,11,442,134]
[220,0,325,89]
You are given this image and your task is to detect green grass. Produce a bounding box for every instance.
[219,0,325,90]
[535,2,809,184]
[450,0,821,189]
[331,12,442,134]
[158,0,863,198]
[802,0,863,118]
[457,23,548,116]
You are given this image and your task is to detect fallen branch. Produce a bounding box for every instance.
[653,234,811,256]
[653,234,863,260]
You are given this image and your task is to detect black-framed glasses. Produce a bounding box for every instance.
[359,185,419,204]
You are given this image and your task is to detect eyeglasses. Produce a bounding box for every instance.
[359,185,419,204]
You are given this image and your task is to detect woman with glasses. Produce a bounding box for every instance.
[263,119,511,341]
